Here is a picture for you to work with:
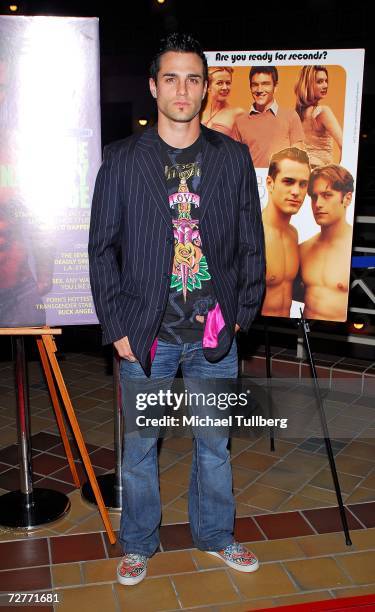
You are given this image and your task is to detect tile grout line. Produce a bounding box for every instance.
[168,573,184,609]
[0,504,372,550]
[55,552,374,589]
[78,560,85,588]
[111,582,121,612]
[333,581,375,594]
[234,449,333,514]
[230,438,298,503]
[302,440,375,490]
[332,552,357,586]
[47,536,54,594]
[250,516,269,541]
[345,481,375,507]
[269,459,342,512]
[159,448,194,475]
[298,509,319,535]
[6,538,375,579]
[222,566,247,602]
[48,566,254,589]
[189,549,199,572]
[280,559,304,592]
[345,505,368,529]
[100,531,109,560]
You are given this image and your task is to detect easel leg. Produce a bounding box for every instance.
[41,334,116,544]
[264,320,275,452]
[36,338,81,488]
[300,314,352,546]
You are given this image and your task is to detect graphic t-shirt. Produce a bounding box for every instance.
[158,135,217,344]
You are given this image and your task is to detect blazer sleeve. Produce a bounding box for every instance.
[236,145,266,331]
[88,145,125,344]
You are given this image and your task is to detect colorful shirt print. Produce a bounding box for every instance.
[158,135,217,344]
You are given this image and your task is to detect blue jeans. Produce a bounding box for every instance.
[119,338,238,556]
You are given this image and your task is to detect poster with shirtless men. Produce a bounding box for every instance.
[0,15,101,328]
[203,49,364,322]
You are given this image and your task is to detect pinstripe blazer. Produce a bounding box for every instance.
[88,124,265,376]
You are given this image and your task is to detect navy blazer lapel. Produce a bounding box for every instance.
[199,125,225,221]
[136,127,171,227]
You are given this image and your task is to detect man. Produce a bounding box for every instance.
[89,34,265,586]
[0,47,53,326]
[233,66,304,168]
[261,147,310,317]
[300,164,354,321]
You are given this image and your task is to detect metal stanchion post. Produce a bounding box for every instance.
[16,336,34,505]
[81,350,122,510]
[0,337,70,529]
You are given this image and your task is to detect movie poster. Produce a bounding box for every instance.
[0,15,100,327]
[203,49,364,322]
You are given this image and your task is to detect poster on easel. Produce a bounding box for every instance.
[0,15,100,327]
[203,49,365,322]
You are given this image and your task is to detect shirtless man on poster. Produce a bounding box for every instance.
[300,164,354,321]
[261,147,310,317]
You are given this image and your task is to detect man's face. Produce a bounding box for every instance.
[210,70,232,102]
[267,159,309,216]
[310,177,351,226]
[0,61,8,105]
[250,72,276,110]
[149,51,207,123]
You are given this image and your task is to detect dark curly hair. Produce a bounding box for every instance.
[149,33,208,83]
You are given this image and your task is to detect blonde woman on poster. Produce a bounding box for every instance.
[295,66,343,167]
[201,67,245,137]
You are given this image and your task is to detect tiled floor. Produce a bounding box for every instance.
[0,349,374,610]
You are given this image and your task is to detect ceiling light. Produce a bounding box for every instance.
[353,322,365,330]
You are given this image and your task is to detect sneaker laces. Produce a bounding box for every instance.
[125,553,147,565]
[223,541,246,555]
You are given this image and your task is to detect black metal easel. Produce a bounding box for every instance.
[262,314,352,545]
[299,311,352,545]
[264,320,275,452]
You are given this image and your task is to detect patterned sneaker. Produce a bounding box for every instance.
[117,553,148,585]
[205,541,259,573]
